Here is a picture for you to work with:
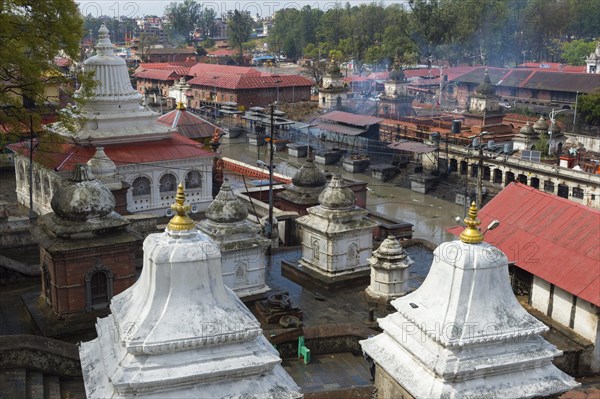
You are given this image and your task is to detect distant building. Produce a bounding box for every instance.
[146,47,198,63]
[586,42,600,74]
[318,59,349,109]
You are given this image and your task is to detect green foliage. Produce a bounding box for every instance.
[202,38,216,49]
[163,0,201,44]
[227,10,254,62]
[561,40,597,65]
[577,91,600,127]
[0,0,91,141]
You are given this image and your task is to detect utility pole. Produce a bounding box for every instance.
[267,104,275,252]
[28,116,35,221]
[477,146,484,209]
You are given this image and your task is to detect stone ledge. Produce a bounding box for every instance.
[281,260,370,292]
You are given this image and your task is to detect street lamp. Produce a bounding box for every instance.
[467,131,490,209]
[211,76,218,120]
[548,108,568,156]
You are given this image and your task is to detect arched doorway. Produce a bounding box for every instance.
[493,169,502,184]
[530,177,540,189]
[557,184,569,199]
[505,171,515,185]
[517,174,528,185]
[450,159,458,173]
[483,166,491,181]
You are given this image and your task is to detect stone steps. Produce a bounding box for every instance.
[0,369,83,399]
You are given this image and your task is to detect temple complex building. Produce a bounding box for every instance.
[10,25,213,217]
[586,42,600,73]
[361,203,578,398]
[378,54,415,119]
[277,150,327,216]
[79,184,301,398]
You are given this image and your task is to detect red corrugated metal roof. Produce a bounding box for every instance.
[138,61,197,70]
[448,183,600,306]
[9,133,212,171]
[319,110,383,127]
[208,49,236,57]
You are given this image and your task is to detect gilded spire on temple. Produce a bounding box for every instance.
[167,183,195,231]
[176,101,186,110]
[459,202,484,244]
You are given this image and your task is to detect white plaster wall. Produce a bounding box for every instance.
[551,286,573,327]
[328,230,372,273]
[531,276,551,314]
[573,134,600,153]
[221,247,266,293]
[573,299,599,343]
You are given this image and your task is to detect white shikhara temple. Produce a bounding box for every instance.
[12,25,213,216]
[360,203,578,398]
[79,184,302,398]
[198,179,271,299]
[296,175,377,278]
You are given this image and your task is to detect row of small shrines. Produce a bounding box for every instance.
[37,162,578,398]
[35,162,406,317]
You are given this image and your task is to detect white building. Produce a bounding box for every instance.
[365,235,413,304]
[586,42,600,74]
[361,203,578,398]
[296,175,377,277]
[79,184,302,398]
[198,179,271,299]
[11,25,213,217]
[318,60,348,109]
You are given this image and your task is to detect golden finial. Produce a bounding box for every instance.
[167,183,195,231]
[459,202,484,244]
[176,101,186,110]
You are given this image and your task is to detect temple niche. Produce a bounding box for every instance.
[463,69,504,127]
[79,184,301,398]
[198,179,271,299]
[512,121,539,151]
[296,175,377,278]
[360,203,578,398]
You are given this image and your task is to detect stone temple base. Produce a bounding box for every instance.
[281,260,370,292]
[363,287,411,308]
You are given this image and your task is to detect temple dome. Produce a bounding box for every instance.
[292,156,327,188]
[205,179,248,223]
[475,69,496,96]
[318,175,355,210]
[326,59,342,77]
[533,115,549,131]
[51,164,115,221]
[77,24,141,103]
[519,121,535,136]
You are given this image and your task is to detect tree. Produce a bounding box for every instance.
[577,91,600,128]
[138,32,159,62]
[561,40,597,65]
[198,7,217,38]
[163,0,201,44]
[227,10,253,62]
[0,0,91,142]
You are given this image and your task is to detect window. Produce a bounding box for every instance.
[234,262,247,287]
[159,173,177,193]
[90,272,109,306]
[544,180,555,193]
[132,176,151,196]
[347,243,359,268]
[572,187,584,199]
[311,239,320,261]
[185,170,202,189]
[85,261,113,311]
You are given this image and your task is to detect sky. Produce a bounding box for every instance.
[76,0,410,18]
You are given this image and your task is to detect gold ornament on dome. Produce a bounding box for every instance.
[459,202,484,244]
[167,183,195,231]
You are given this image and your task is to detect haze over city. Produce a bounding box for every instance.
[76,0,410,17]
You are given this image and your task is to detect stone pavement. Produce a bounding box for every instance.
[282,352,373,394]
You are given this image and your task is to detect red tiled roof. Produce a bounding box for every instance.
[134,69,180,81]
[157,108,223,139]
[368,72,389,80]
[138,61,197,70]
[448,183,600,306]
[319,110,383,127]
[188,63,261,77]
[148,47,197,55]
[188,72,313,90]
[343,76,370,83]
[9,133,212,171]
[518,62,586,73]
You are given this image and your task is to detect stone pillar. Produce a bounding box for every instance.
[365,236,413,305]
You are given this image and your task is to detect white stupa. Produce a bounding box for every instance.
[74,24,171,145]
[360,203,578,398]
[79,184,302,398]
